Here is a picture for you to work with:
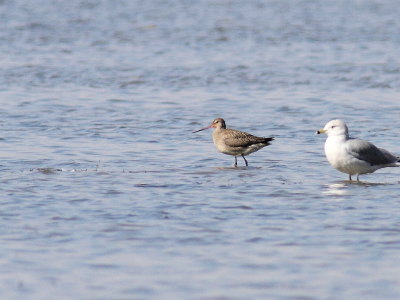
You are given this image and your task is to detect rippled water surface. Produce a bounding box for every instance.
[1,0,400,299]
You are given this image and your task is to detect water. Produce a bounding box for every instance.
[1,0,400,299]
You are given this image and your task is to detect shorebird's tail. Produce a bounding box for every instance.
[262,137,274,145]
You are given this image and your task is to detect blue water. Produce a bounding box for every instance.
[1,0,400,299]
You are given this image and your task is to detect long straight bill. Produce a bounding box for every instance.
[192,126,211,133]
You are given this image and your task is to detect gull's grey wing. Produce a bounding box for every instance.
[346,138,398,166]
[223,129,273,148]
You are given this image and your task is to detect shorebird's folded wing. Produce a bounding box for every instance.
[223,130,273,148]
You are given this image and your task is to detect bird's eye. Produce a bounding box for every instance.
[331,125,336,129]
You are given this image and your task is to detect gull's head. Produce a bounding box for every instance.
[192,118,226,133]
[317,119,349,137]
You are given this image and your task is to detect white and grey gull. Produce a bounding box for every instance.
[317,119,399,181]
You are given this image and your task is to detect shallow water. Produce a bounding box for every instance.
[1,0,400,299]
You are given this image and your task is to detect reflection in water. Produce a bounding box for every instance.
[214,166,262,171]
[341,180,397,187]
[323,183,348,196]
[323,180,398,196]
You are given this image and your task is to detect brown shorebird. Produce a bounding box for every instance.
[193,118,274,167]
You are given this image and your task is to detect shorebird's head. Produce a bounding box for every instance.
[317,119,349,137]
[192,118,226,133]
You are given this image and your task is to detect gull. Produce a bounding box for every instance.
[317,119,399,181]
[193,118,274,167]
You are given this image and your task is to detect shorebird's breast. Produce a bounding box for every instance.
[212,129,229,153]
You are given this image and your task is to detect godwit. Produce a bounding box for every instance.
[193,118,274,167]
[317,119,400,181]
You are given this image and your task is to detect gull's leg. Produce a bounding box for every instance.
[357,174,360,182]
[241,155,248,166]
[349,174,352,181]
[234,156,237,167]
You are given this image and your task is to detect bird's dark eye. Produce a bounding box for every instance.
[331,125,336,129]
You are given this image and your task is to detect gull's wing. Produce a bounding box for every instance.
[346,138,398,166]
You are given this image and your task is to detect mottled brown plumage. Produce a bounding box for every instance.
[193,118,274,166]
